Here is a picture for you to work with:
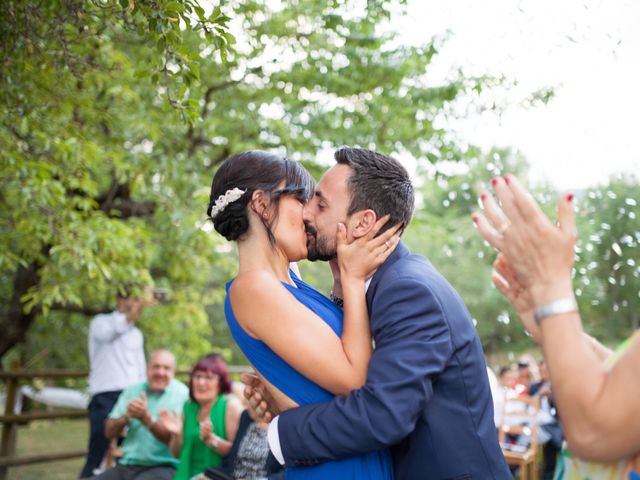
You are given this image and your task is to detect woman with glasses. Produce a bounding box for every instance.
[160,353,243,480]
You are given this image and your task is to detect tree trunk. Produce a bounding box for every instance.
[0,262,41,361]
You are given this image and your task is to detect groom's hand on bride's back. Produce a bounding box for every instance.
[241,373,275,422]
[240,372,298,422]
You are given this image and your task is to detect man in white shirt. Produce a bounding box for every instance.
[80,293,148,479]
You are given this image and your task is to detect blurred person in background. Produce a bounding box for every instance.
[497,366,516,391]
[203,382,284,480]
[95,350,188,480]
[513,362,531,396]
[160,353,243,480]
[80,290,149,479]
[529,358,563,480]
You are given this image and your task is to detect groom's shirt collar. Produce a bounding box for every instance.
[365,277,372,292]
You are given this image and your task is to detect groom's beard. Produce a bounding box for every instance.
[304,223,336,262]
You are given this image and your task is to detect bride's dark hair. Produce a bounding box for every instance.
[208,150,315,242]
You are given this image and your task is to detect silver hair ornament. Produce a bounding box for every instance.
[209,188,246,219]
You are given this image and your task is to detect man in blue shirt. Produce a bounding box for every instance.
[94,350,189,480]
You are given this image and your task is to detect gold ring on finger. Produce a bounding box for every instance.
[498,222,510,235]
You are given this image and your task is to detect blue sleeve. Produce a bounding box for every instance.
[278,273,453,463]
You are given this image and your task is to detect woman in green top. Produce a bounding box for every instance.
[161,353,243,480]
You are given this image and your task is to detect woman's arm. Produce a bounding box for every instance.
[158,409,184,458]
[104,415,130,440]
[224,396,243,443]
[196,397,245,457]
[476,175,640,461]
[200,397,245,457]
[231,217,400,396]
[584,333,613,362]
[168,429,183,458]
[538,309,640,461]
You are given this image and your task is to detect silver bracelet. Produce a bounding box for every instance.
[209,435,221,448]
[534,297,578,325]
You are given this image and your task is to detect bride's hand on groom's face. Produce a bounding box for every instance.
[337,215,402,282]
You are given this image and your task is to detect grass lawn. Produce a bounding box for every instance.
[6,418,87,480]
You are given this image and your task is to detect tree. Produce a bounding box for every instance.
[573,175,640,342]
[1,0,494,366]
[0,0,234,363]
[403,147,541,355]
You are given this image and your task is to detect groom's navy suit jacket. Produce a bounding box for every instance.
[278,242,510,479]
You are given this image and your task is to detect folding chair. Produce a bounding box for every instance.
[499,395,540,480]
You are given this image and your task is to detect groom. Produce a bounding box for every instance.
[247,147,510,479]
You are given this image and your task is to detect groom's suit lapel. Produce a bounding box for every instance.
[365,240,410,310]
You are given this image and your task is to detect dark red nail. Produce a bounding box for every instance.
[503,175,510,185]
[471,215,479,224]
[491,177,498,187]
[480,193,487,201]
[566,193,574,202]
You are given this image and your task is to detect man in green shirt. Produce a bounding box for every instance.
[95,350,189,480]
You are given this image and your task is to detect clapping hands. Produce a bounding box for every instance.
[492,253,541,342]
[158,409,183,436]
[474,175,576,307]
[199,418,214,445]
[127,392,149,421]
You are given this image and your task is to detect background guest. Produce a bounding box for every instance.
[80,290,148,479]
[204,382,284,480]
[529,358,563,480]
[160,353,243,480]
[95,350,189,480]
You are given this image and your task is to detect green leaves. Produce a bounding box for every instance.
[0,0,510,365]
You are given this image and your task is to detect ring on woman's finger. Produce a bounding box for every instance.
[384,240,391,249]
[498,222,510,235]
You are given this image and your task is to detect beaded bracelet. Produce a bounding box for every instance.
[330,291,344,308]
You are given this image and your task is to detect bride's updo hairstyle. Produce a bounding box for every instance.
[207,150,315,242]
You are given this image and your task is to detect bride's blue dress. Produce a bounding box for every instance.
[225,271,393,480]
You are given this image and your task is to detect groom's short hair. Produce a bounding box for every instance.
[335,147,414,233]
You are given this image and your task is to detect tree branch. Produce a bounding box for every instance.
[50,303,111,316]
[92,181,157,218]
[105,198,156,218]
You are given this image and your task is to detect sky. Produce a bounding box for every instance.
[396,0,640,190]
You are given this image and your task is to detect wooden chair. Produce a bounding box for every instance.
[104,426,127,470]
[498,395,540,480]
[104,437,122,469]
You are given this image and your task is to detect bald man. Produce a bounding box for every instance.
[96,350,189,480]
